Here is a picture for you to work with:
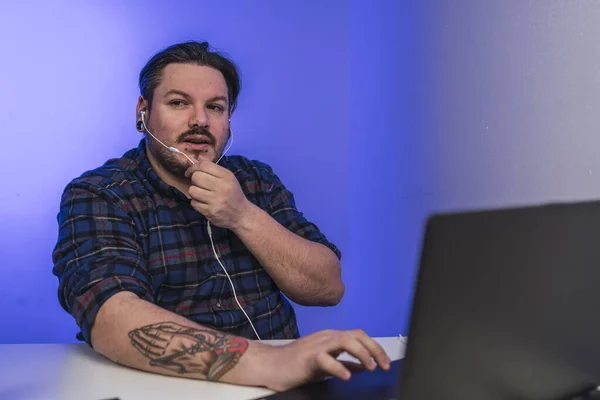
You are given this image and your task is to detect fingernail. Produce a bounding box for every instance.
[344,371,351,380]
[369,360,376,370]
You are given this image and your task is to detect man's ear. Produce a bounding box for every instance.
[136,96,148,117]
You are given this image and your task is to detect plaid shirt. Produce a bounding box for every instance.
[52,140,341,345]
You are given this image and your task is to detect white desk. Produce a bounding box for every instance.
[0,337,405,400]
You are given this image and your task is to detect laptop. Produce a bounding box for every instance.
[257,200,600,399]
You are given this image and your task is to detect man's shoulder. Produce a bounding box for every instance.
[224,155,276,182]
[224,155,284,198]
[63,147,141,198]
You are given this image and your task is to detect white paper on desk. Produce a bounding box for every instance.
[337,336,406,364]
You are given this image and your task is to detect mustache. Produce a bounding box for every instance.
[176,127,216,147]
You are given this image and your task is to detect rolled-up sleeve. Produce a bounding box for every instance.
[52,183,154,346]
[261,164,342,260]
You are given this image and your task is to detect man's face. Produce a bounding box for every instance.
[140,63,230,177]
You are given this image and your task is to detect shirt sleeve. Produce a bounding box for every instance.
[51,182,154,346]
[261,164,342,260]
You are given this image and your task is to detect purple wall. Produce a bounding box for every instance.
[5,0,594,344]
[0,0,411,343]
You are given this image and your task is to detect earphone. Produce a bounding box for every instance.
[139,110,233,165]
[138,110,261,340]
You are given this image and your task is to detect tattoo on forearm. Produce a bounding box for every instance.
[128,321,248,381]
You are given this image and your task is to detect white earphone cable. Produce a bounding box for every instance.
[140,112,260,340]
[141,112,196,165]
[207,222,262,340]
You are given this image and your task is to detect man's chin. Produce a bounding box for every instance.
[159,152,193,177]
[188,150,219,164]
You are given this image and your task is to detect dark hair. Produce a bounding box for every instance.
[138,41,241,113]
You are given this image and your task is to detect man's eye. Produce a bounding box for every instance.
[170,100,186,107]
[208,104,225,112]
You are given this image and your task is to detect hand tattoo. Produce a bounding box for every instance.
[128,321,248,381]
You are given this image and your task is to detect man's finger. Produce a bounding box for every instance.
[184,160,207,178]
[340,360,368,373]
[190,171,219,191]
[190,200,210,214]
[185,160,227,179]
[353,330,391,370]
[189,185,213,203]
[334,335,377,371]
[315,352,352,381]
[199,160,229,178]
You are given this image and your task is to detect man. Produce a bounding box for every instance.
[52,41,390,391]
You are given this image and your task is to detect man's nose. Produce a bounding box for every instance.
[189,107,209,129]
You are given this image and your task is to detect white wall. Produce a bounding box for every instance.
[423,0,600,213]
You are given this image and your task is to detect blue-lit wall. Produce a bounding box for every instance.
[3,1,599,343]
[0,0,395,343]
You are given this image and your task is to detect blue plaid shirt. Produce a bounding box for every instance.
[52,140,341,345]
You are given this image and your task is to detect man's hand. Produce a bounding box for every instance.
[261,329,392,391]
[185,160,251,230]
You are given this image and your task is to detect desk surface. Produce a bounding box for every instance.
[0,337,405,400]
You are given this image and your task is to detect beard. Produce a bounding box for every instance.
[145,123,230,177]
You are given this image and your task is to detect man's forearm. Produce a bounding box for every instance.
[231,202,344,306]
[91,291,272,386]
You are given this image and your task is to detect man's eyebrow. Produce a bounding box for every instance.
[164,91,228,105]
[164,89,192,99]
[206,95,228,104]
